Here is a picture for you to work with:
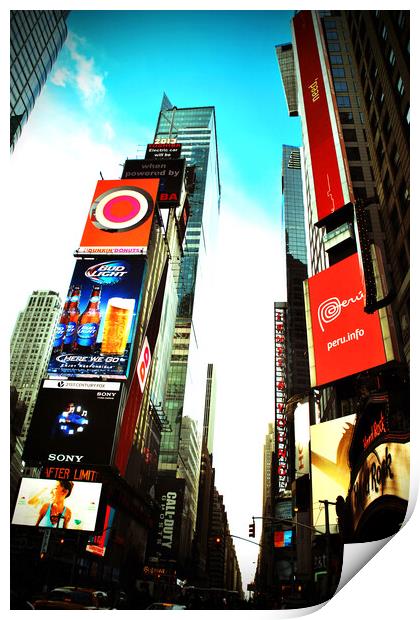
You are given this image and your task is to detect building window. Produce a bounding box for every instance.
[330,54,343,64]
[324,19,337,29]
[328,42,341,52]
[397,11,406,29]
[354,186,367,200]
[346,146,361,161]
[388,48,396,67]
[343,128,357,141]
[326,31,338,40]
[339,111,354,124]
[337,95,351,107]
[350,166,364,181]
[397,76,405,96]
[332,67,345,78]
[334,80,348,92]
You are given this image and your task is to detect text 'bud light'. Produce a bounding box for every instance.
[85,261,130,285]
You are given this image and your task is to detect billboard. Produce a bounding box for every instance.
[114,260,168,475]
[350,441,410,531]
[78,179,158,255]
[153,478,186,562]
[145,142,182,160]
[293,10,353,224]
[48,255,146,379]
[12,477,102,531]
[294,399,310,477]
[310,414,356,532]
[274,530,293,548]
[303,253,392,387]
[23,380,122,466]
[122,159,186,207]
[86,505,115,557]
[274,303,288,494]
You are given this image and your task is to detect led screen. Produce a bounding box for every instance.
[23,380,121,466]
[12,477,102,531]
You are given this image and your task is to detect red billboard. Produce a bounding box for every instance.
[78,179,159,255]
[293,10,353,224]
[303,253,392,387]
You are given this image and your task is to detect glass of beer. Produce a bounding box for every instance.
[101,298,135,355]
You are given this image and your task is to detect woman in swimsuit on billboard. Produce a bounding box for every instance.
[35,480,74,528]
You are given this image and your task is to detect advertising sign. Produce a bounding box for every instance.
[310,414,356,532]
[86,505,115,557]
[293,10,353,224]
[122,159,186,207]
[350,441,410,530]
[153,478,185,562]
[48,255,146,379]
[12,477,102,531]
[294,399,310,477]
[274,303,288,494]
[23,380,122,466]
[114,260,168,475]
[303,253,390,387]
[78,179,158,255]
[145,142,182,160]
[274,530,293,548]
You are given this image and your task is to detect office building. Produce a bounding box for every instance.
[281,145,310,398]
[155,99,221,565]
[10,290,62,441]
[10,10,69,150]
[274,10,410,602]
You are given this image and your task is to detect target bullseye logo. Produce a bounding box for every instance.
[90,186,154,233]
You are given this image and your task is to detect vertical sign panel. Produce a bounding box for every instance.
[274,303,288,494]
[293,10,352,223]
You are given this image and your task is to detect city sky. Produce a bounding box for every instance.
[8,7,303,588]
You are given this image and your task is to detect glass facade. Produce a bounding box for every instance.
[282,146,307,265]
[281,146,310,397]
[154,101,220,555]
[10,10,68,150]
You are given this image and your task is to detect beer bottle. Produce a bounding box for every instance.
[75,285,102,353]
[63,285,82,352]
[52,294,70,354]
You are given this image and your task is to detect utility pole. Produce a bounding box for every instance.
[319,499,336,594]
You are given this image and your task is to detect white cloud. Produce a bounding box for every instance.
[103,121,116,141]
[61,31,106,107]
[50,66,71,87]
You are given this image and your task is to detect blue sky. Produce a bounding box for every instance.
[50,10,301,222]
[9,8,302,590]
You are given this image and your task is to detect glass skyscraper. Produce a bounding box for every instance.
[281,145,310,397]
[154,97,220,562]
[10,10,69,150]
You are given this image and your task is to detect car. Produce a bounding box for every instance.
[146,602,187,610]
[32,586,111,610]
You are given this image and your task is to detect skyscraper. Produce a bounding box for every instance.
[154,99,221,564]
[281,145,310,398]
[10,10,69,150]
[10,290,62,440]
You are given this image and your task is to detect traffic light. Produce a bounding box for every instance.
[249,522,255,538]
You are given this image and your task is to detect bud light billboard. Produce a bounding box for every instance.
[48,255,146,379]
[23,380,122,466]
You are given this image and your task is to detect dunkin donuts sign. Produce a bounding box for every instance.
[303,253,392,387]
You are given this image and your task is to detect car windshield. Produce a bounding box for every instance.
[50,590,93,605]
